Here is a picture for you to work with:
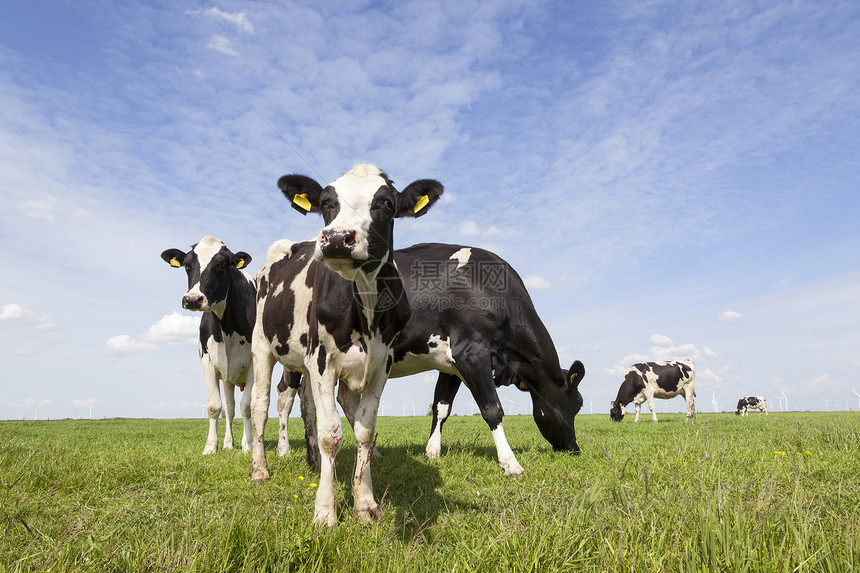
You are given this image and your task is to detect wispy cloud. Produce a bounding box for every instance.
[187,7,254,33]
[719,311,743,323]
[19,196,56,221]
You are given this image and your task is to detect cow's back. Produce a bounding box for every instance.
[393,243,561,387]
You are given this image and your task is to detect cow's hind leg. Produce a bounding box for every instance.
[425,372,461,460]
[239,369,254,454]
[299,377,321,470]
[223,382,237,450]
[276,371,301,457]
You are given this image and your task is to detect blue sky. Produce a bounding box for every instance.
[1,0,859,421]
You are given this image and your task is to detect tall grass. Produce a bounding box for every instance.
[1,412,858,572]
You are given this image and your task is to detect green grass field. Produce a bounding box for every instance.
[2,412,859,572]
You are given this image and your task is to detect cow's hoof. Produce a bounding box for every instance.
[502,463,525,477]
[249,465,270,484]
[314,508,337,528]
[202,445,217,456]
[355,505,382,522]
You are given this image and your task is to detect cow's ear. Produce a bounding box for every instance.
[161,249,186,268]
[567,360,585,388]
[396,179,444,218]
[278,175,325,216]
[610,401,616,408]
[232,251,252,270]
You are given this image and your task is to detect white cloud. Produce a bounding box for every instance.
[19,196,56,221]
[106,335,157,355]
[650,333,672,346]
[68,398,97,408]
[461,220,500,237]
[0,304,31,321]
[207,35,239,56]
[143,312,199,345]
[523,275,551,290]
[702,347,720,359]
[719,311,744,323]
[651,343,698,362]
[187,7,254,33]
[14,398,51,408]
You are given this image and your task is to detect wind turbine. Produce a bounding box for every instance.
[824,399,831,412]
[852,389,860,411]
[89,404,93,420]
[379,400,386,417]
[504,398,514,417]
[780,389,789,412]
[711,390,720,413]
[586,398,594,415]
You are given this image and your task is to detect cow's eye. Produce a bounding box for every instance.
[377,196,394,212]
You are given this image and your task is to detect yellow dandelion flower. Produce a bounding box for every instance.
[805,451,812,455]
[310,483,318,488]
[775,451,786,456]
[293,495,298,501]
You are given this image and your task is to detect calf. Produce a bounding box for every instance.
[161,236,256,455]
[610,359,695,422]
[249,164,443,526]
[287,244,586,476]
[735,396,768,416]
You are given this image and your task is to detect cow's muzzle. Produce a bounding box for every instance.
[182,294,206,310]
[319,228,358,258]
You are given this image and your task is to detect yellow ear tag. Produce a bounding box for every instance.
[569,372,578,383]
[236,258,245,269]
[413,194,429,214]
[169,257,181,268]
[292,193,312,213]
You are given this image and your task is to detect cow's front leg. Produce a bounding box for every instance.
[312,372,342,527]
[645,393,659,423]
[351,371,386,521]
[338,384,382,458]
[201,357,222,455]
[426,372,461,460]
[249,349,274,483]
[633,402,642,423]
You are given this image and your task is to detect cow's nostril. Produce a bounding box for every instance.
[183,295,205,309]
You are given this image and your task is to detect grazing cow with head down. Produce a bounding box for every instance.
[161,236,256,455]
[610,359,695,422]
[249,164,443,526]
[285,243,586,475]
[735,396,768,416]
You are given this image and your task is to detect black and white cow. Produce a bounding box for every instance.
[249,164,443,526]
[735,396,768,416]
[609,360,696,422]
[286,244,586,476]
[161,236,257,455]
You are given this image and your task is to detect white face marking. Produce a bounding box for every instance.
[316,164,388,265]
[449,248,472,270]
[186,235,225,307]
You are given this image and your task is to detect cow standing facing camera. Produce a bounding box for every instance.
[249,164,443,527]
[161,235,256,455]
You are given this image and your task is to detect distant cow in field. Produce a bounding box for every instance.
[161,236,257,455]
[283,243,586,476]
[610,359,696,422]
[249,163,443,526]
[735,396,768,416]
